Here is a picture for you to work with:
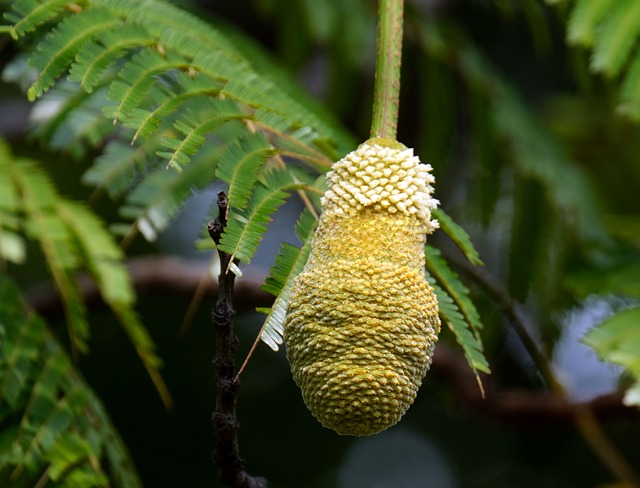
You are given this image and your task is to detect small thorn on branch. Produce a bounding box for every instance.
[208,191,267,488]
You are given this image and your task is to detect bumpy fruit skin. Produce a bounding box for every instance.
[284,138,441,436]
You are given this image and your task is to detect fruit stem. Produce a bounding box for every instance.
[370,0,404,140]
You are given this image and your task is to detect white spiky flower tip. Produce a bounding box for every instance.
[322,138,439,233]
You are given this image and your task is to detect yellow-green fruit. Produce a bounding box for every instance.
[284,138,441,436]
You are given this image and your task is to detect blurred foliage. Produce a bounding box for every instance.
[0,0,639,486]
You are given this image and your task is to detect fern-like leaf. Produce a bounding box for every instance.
[0,274,143,487]
[425,245,490,381]
[432,208,483,266]
[564,0,640,120]
[3,0,73,40]
[259,209,317,350]
[218,169,302,266]
[215,133,276,210]
[68,23,153,92]
[157,99,246,170]
[27,6,122,100]
[57,201,170,405]
[430,281,491,388]
[1,142,167,404]
[425,245,484,335]
[126,72,220,143]
[591,0,640,77]
[8,160,90,355]
[567,0,611,45]
[0,143,25,265]
[582,306,640,407]
[105,49,187,124]
[82,140,156,200]
[118,146,219,242]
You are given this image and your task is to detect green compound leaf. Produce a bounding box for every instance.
[0,274,143,487]
[68,23,154,93]
[433,208,483,266]
[4,0,75,40]
[567,0,611,45]
[590,0,640,77]
[7,160,89,355]
[583,306,640,407]
[215,133,276,211]
[425,245,490,382]
[27,6,122,100]
[565,0,640,118]
[259,209,317,351]
[430,281,491,383]
[0,142,167,406]
[218,169,303,266]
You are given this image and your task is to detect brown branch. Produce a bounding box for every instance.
[25,256,274,317]
[432,345,630,424]
[207,191,267,488]
[25,248,634,425]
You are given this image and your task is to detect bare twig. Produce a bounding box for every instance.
[208,191,267,488]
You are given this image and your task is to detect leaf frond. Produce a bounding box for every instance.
[104,49,187,124]
[1,142,167,404]
[4,0,73,40]
[157,98,246,170]
[259,209,317,350]
[425,245,484,335]
[218,168,302,265]
[432,208,483,266]
[8,160,89,355]
[82,140,156,200]
[68,23,154,92]
[431,280,490,390]
[126,72,220,143]
[591,0,640,77]
[583,306,640,407]
[119,147,219,243]
[0,274,143,487]
[27,6,122,101]
[215,132,276,210]
[567,0,611,45]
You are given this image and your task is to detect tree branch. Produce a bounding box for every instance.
[25,251,634,424]
[207,191,267,488]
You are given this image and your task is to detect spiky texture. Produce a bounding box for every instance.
[284,138,440,436]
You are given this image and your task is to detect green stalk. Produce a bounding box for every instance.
[370,0,405,140]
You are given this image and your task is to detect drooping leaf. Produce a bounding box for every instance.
[215,133,276,210]
[1,142,167,404]
[425,245,484,334]
[432,208,483,266]
[68,23,154,92]
[0,274,143,487]
[218,169,302,266]
[590,0,640,77]
[259,209,317,351]
[430,280,491,380]
[567,0,611,45]
[583,307,640,407]
[157,99,245,170]
[4,0,75,40]
[7,160,90,355]
[27,6,122,100]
